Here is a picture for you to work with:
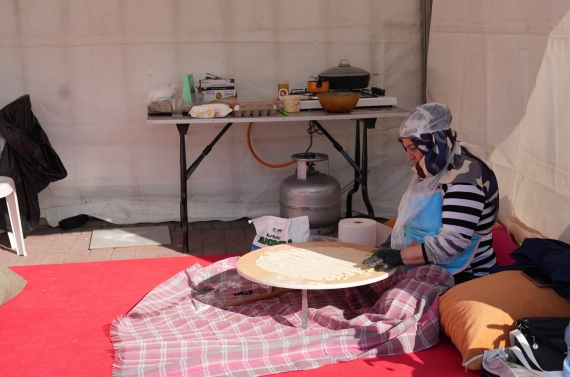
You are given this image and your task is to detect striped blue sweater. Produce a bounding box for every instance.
[422,183,497,277]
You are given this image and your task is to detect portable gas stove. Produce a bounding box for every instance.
[289,87,397,110]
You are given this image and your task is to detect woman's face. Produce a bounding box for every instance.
[401,138,424,163]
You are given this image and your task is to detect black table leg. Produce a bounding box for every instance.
[177,124,189,254]
[309,119,377,220]
[309,120,362,174]
[186,123,234,181]
[175,122,234,254]
[346,120,361,218]
[361,119,375,219]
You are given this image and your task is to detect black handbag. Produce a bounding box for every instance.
[513,317,570,372]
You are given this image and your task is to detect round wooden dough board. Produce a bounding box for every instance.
[237,241,395,290]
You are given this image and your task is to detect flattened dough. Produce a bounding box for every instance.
[255,246,373,281]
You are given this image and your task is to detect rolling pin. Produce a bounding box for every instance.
[221,288,297,308]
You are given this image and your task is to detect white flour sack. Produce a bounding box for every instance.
[248,216,310,251]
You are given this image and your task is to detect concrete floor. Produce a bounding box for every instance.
[0,218,261,267]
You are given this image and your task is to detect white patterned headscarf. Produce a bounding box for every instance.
[398,103,455,179]
[391,103,499,249]
[399,103,452,143]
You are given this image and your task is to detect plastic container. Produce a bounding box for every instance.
[562,324,570,377]
[282,95,301,113]
[182,74,196,105]
[278,80,289,100]
[231,100,280,117]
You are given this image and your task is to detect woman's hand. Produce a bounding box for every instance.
[362,248,403,268]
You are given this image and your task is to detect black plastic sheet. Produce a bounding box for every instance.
[0,95,67,236]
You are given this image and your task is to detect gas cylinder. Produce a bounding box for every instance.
[279,153,341,235]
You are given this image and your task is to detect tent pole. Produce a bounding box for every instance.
[421,0,433,104]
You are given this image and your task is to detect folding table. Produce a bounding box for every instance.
[147,107,409,254]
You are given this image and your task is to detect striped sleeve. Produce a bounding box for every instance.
[470,200,498,277]
[423,183,486,265]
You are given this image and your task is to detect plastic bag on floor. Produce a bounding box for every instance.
[248,216,310,251]
[480,346,564,377]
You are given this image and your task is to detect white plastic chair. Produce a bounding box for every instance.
[0,176,26,256]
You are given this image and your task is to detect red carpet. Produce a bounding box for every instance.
[1,256,482,377]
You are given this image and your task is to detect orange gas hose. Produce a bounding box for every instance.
[247,122,295,168]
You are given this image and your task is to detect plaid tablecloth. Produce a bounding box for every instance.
[111,257,453,377]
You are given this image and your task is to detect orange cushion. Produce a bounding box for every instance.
[439,270,570,370]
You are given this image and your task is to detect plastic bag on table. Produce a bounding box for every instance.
[189,104,232,118]
[145,83,182,106]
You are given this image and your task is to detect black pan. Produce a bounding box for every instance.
[318,59,371,90]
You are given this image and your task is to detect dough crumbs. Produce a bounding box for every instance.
[255,246,374,281]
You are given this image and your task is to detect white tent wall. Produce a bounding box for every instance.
[428,0,570,243]
[0,0,421,227]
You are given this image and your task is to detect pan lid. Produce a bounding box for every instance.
[319,59,370,77]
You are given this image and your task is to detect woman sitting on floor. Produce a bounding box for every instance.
[364,102,500,284]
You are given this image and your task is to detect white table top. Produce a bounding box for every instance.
[236,242,395,290]
[147,106,410,124]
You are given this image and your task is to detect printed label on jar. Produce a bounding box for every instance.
[278,88,289,100]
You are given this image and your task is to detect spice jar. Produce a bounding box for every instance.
[278,80,289,100]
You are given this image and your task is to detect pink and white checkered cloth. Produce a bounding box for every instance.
[111,257,453,377]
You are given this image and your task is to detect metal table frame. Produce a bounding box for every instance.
[147,107,409,254]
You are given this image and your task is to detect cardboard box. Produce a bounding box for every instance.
[197,89,237,102]
[197,79,235,90]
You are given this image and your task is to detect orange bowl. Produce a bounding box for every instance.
[317,92,360,113]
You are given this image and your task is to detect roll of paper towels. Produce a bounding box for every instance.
[376,222,393,247]
[338,218,377,246]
